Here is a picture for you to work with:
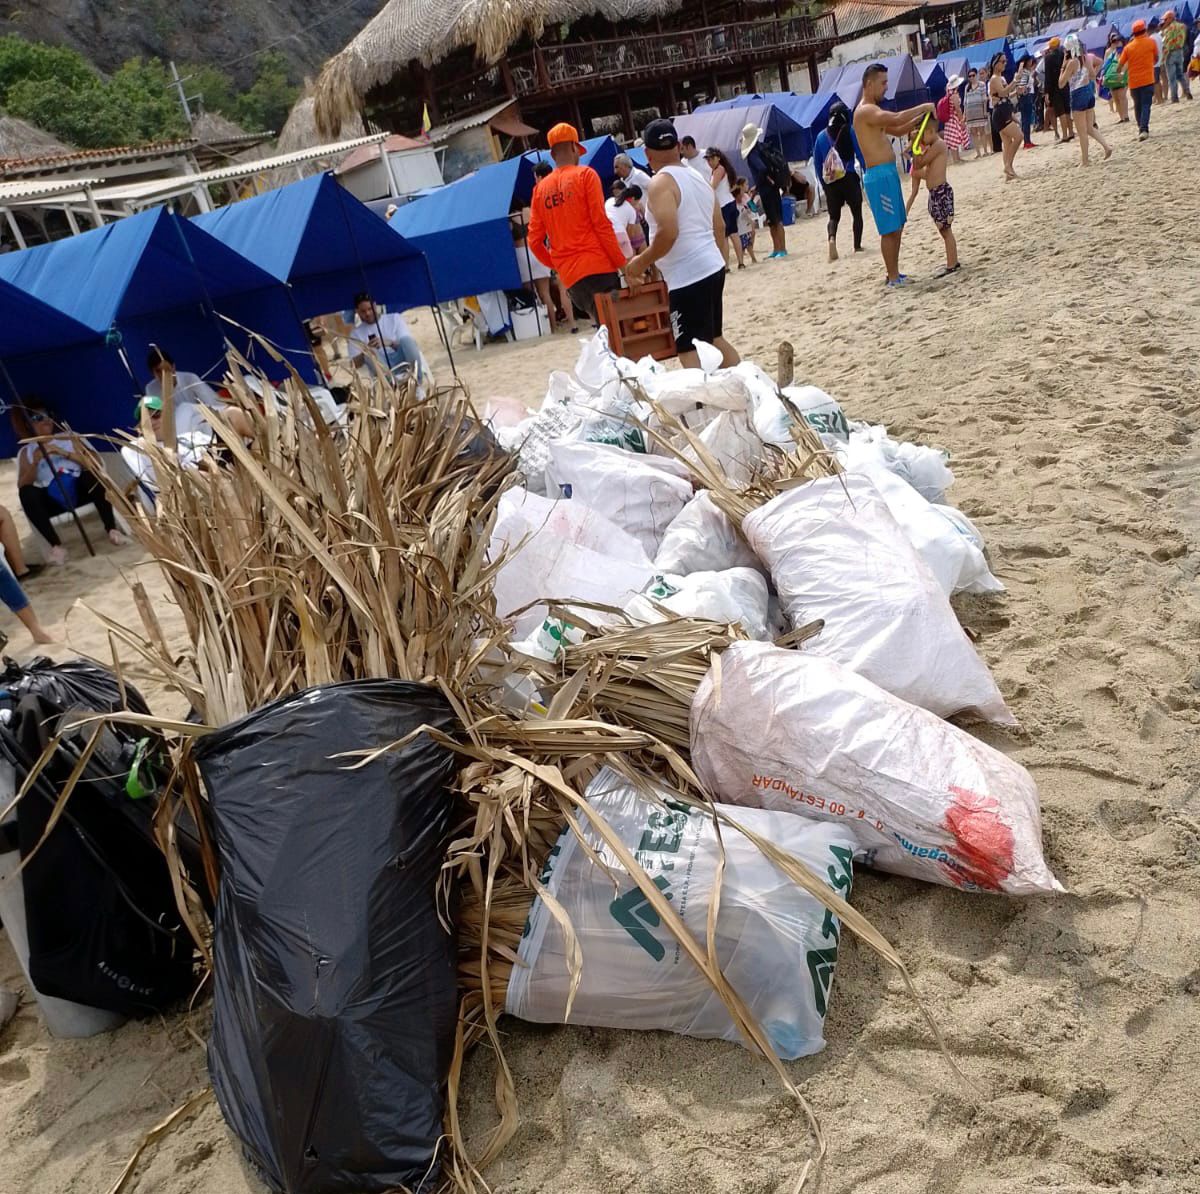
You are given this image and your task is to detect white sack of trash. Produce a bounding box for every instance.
[505,766,858,1058]
[743,473,1015,726]
[690,641,1062,896]
[489,488,657,639]
[624,568,771,641]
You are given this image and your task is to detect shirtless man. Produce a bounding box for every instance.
[852,62,935,287]
[905,121,959,277]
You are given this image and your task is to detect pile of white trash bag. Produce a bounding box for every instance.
[482,330,1059,1053]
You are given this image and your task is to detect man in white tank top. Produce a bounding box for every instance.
[624,119,740,370]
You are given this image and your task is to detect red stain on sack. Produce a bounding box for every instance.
[941,786,1014,890]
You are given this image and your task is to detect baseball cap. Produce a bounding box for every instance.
[643,119,679,150]
[546,122,586,155]
[1132,18,1146,32]
[1048,36,1061,47]
[137,395,163,414]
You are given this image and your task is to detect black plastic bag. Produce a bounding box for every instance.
[194,680,460,1194]
[0,658,196,1014]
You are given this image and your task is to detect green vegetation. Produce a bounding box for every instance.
[0,36,299,149]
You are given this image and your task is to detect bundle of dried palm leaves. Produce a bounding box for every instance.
[85,355,956,1194]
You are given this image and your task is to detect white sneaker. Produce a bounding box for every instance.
[107,529,127,547]
[48,546,66,566]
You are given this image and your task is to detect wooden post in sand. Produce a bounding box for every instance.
[777,340,794,390]
[160,367,177,454]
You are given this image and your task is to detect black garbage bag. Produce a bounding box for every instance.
[194,680,460,1194]
[0,657,196,1014]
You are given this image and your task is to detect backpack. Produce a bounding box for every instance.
[755,141,792,191]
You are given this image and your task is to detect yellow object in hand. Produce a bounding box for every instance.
[912,111,933,155]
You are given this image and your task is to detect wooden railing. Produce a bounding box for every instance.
[509,14,838,96]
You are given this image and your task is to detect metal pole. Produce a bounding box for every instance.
[169,61,195,128]
[2,208,26,250]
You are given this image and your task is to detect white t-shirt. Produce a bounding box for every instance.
[351,311,413,352]
[147,370,221,408]
[644,164,725,291]
[622,166,653,195]
[20,437,80,489]
[146,370,222,437]
[681,152,705,172]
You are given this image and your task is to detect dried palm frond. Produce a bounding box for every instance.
[94,367,514,727]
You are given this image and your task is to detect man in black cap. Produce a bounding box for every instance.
[625,118,739,369]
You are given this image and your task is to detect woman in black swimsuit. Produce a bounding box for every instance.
[988,52,1023,181]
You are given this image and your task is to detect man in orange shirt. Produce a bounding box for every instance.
[528,123,627,323]
[1120,19,1160,138]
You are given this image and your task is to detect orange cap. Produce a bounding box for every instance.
[547,122,586,156]
[1132,18,1146,32]
[1048,36,1061,47]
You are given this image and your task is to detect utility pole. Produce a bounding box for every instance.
[169,60,194,128]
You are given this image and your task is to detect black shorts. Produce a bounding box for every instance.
[567,271,623,321]
[757,182,783,227]
[669,267,726,354]
[1049,87,1069,117]
[721,199,738,236]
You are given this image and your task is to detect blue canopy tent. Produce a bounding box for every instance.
[0,283,129,456]
[1108,3,1193,35]
[673,102,807,175]
[821,54,932,113]
[916,59,950,98]
[523,135,619,189]
[389,154,538,302]
[692,92,820,157]
[0,208,311,447]
[929,53,969,93]
[965,37,1015,77]
[195,173,435,324]
[1043,16,1087,37]
[796,90,845,144]
[1079,24,1116,53]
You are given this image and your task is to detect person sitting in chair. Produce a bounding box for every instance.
[12,397,123,565]
[145,347,223,437]
[349,292,422,378]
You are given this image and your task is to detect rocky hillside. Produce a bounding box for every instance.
[0,0,381,84]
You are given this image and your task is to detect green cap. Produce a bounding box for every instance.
[137,394,163,414]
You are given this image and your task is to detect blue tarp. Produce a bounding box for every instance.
[0,207,310,449]
[965,37,1015,76]
[627,145,649,168]
[389,154,537,301]
[524,135,619,189]
[195,173,435,320]
[672,103,807,175]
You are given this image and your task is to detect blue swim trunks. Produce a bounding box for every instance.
[863,161,907,236]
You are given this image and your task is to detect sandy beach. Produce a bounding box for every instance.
[3,97,1200,1194]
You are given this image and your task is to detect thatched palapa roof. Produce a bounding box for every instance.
[282,91,366,155]
[314,0,687,136]
[0,116,73,161]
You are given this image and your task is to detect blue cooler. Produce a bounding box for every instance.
[781,195,796,226]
